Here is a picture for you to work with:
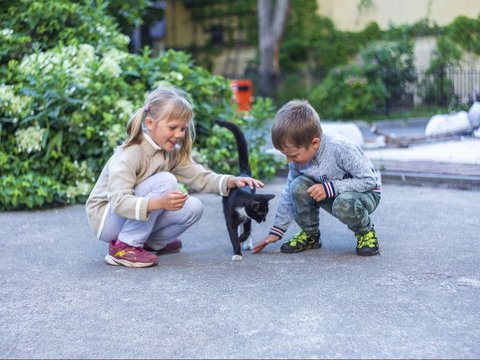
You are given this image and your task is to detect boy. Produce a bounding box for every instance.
[253,100,382,256]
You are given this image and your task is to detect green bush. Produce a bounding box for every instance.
[0,0,128,70]
[197,97,283,179]
[447,16,480,55]
[0,1,281,211]
[360,39,417,113]
[418,37,462,106]
[308,63,386,120]
[1,42,281,210]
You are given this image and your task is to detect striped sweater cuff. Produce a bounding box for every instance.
[269,227,285,239]
[322,181,336,198]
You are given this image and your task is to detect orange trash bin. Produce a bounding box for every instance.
[230,79,253,112]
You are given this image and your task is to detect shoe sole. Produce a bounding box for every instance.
[356,248,380,256]
[280,242,322,253]
[104,254,157,268]
[153,248,181,255]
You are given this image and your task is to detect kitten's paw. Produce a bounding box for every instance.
[232,254,243,261]
[242,238,254,251]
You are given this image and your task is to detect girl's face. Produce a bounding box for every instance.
[145,116,189,152]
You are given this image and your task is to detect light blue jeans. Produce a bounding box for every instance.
[290,175,380,236]
[99,172,203,249]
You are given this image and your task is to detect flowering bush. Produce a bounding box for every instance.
[0,44,279,210]
[0,1,282,210]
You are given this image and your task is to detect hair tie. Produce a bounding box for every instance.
[143,105,150,113]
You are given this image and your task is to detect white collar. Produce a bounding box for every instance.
[143,132,162,151]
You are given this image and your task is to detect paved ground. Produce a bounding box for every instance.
[1,178,479,359]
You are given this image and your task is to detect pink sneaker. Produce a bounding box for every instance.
[144,239,182,255]
[105,240,158,268]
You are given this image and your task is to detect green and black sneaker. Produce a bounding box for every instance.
[280,231,321,253]
[355,228,379,256]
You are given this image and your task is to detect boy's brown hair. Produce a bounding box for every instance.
[271,100,322,150]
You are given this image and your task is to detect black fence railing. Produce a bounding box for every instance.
[384,67,480,114]
[272,66,480,116]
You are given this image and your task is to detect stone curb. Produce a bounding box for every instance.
[380,171,480,190]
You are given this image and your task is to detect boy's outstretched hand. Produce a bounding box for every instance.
[252,234,280,254]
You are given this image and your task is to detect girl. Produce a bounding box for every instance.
[86,86,264,268]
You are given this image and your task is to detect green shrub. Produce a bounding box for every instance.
[0,0,282,211]
[308,63,386,120]
[447,16,480,55]
[1,44,280,210]
[0,0,128,70]
[0,174,65,211]
[197,97,283,179]
[360,39,417,113]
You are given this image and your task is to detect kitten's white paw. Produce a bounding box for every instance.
[232,254,243,261]
[242,238,254,251]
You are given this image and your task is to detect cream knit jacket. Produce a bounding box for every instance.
[85,134,231,239]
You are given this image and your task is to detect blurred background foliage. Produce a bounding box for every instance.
[0,0,281,210]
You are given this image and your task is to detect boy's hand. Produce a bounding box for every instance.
[253,234,280,254]
[307,184,326,202]
[228,176,264,190]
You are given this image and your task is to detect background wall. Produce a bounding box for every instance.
[317,0,480,31]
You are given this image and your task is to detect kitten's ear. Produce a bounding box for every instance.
[260,194,275,201]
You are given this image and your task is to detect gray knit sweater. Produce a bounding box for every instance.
[270,132,382,238]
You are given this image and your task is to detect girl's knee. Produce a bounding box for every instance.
[152,172,178,190]
[136,172,178,195]
[185,196,203,224]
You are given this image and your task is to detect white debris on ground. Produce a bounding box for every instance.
[425,102,480,136]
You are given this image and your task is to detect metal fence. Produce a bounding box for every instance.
[388,67,480,113]
[259,66,480,116]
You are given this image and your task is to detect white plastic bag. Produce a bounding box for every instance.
[468,101,480,128]
[425,111,471,136]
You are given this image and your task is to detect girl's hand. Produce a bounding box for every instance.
[306,183,326,202]
[149,190,188,212]
[228,176,264,190]
[252,234,280,254]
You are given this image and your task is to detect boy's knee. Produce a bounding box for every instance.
[332,193,358,220]
[291,176,315,200]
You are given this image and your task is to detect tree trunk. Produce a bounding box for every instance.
[258,0,289,98]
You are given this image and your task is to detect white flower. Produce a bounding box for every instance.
[1,28,14,39]
[0,84,33,121]
[105,123,125,148]
[98,57,122,77]
[103,48,128,62]
[15,125,46,153]
[114,99,134,119]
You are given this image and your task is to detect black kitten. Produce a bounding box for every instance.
[215,120,275,261]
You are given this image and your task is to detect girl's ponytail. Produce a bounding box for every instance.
[124,108,145,147]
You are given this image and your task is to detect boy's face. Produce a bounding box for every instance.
[280,138,320,166]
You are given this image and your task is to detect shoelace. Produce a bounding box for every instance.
[289,231,308,244]
[357,231,377,247]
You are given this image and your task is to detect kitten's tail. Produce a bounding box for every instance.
[215,119,251,175]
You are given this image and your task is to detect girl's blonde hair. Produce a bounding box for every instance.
[271,99,322,151]
[124,86,195,163]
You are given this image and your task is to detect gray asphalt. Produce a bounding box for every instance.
[1,178,479,359]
